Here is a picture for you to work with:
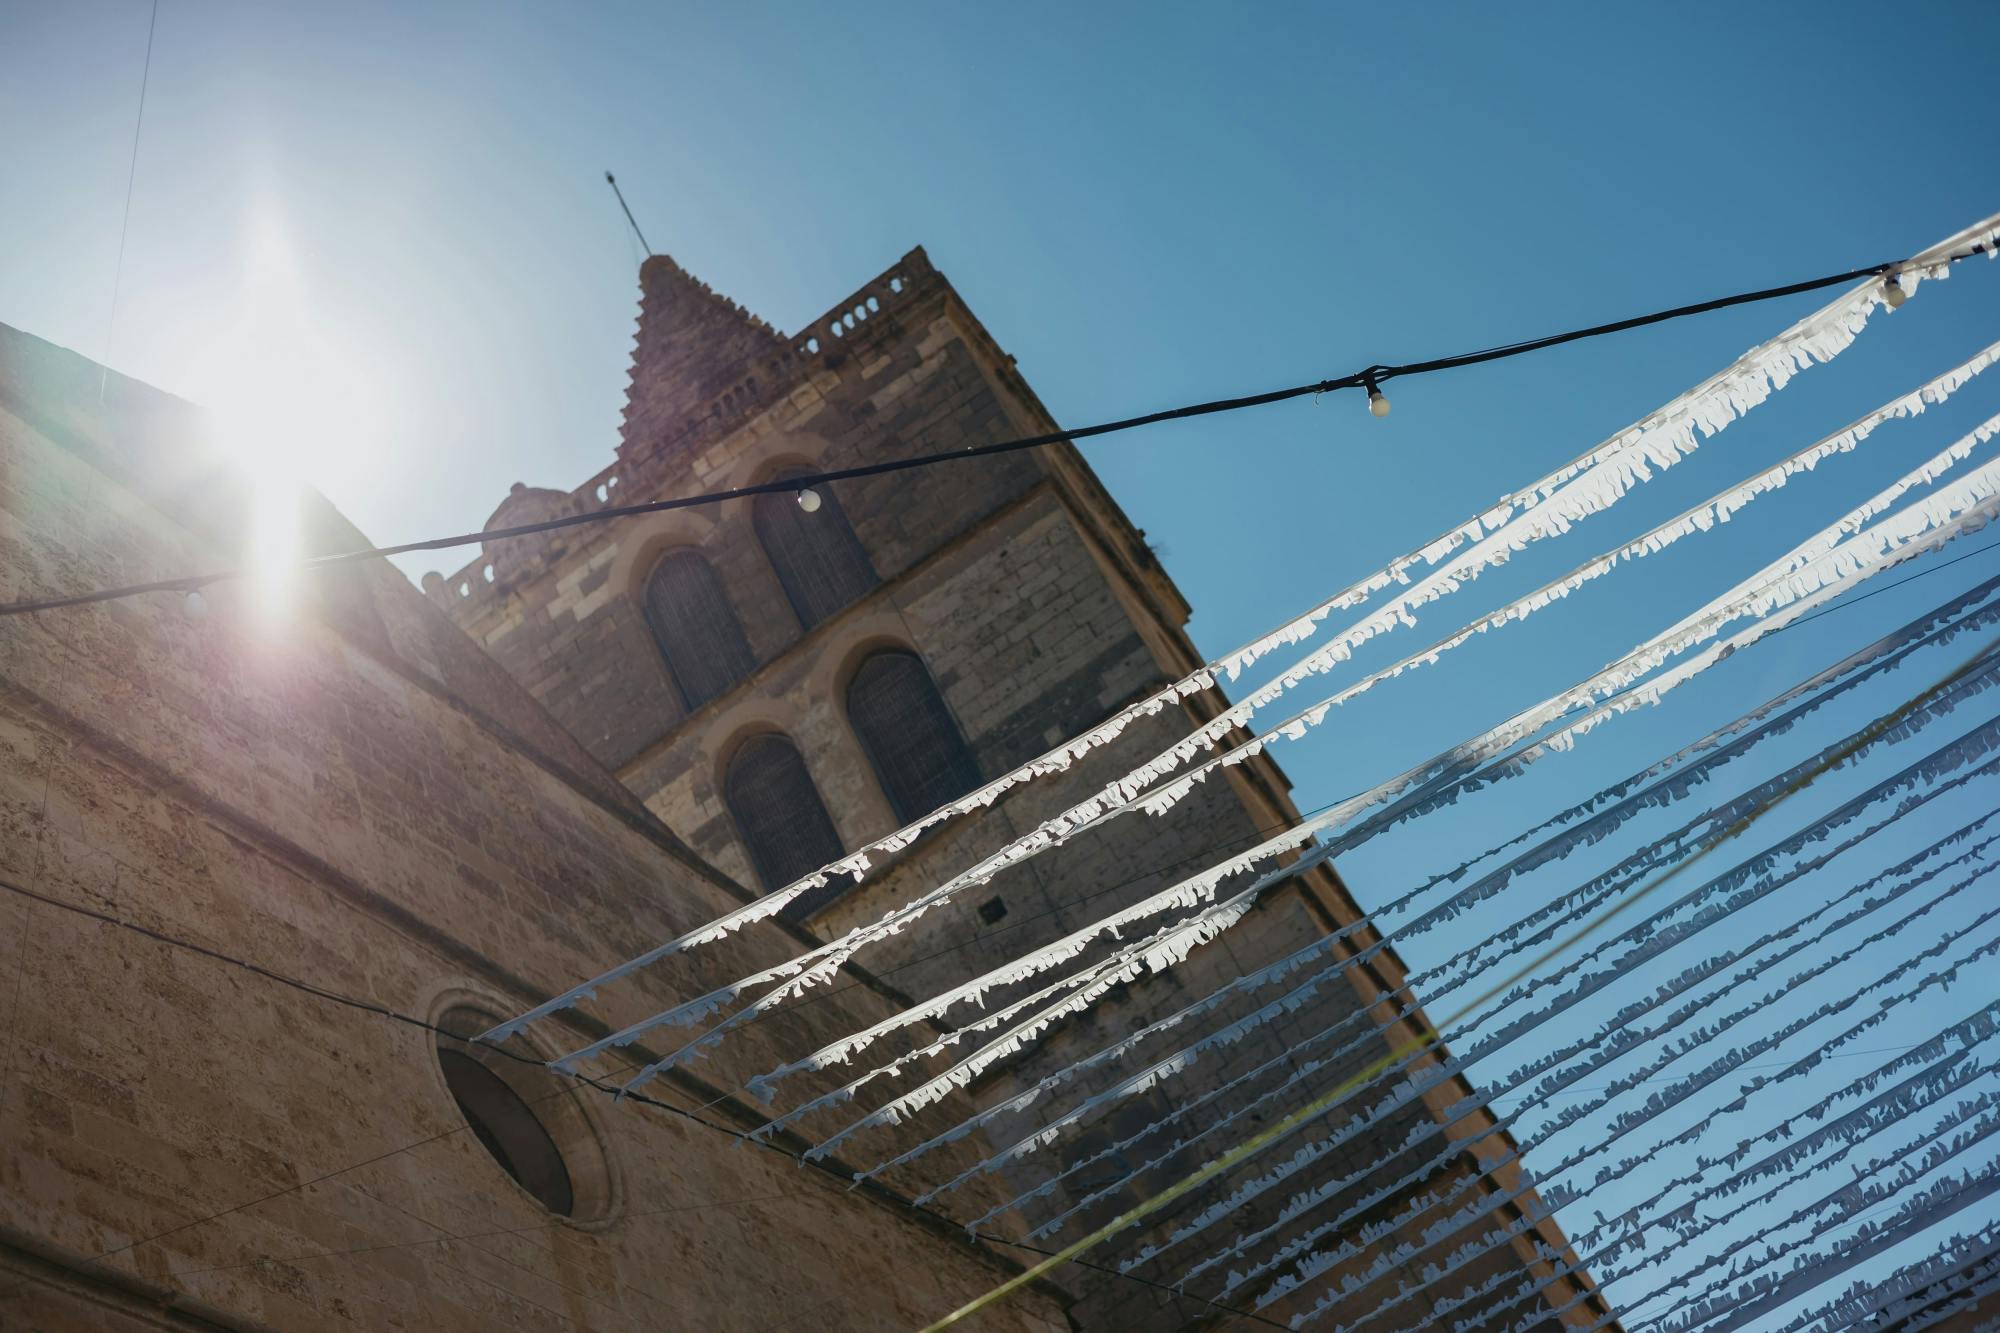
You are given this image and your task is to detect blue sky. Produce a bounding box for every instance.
[5,2,2000,1324]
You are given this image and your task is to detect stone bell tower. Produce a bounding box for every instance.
[432,246,1607,1331]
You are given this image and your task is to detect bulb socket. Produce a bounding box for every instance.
[1363,373,1391,419]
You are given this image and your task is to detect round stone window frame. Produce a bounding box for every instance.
[425,986,622,1229]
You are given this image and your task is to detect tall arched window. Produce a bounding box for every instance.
[643,550,755,711]
[846,650,981,822]
[725,734,847,912]
[753,468,877,630]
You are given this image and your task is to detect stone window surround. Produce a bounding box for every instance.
[597,433,826,615]
[600,433,993,871]
[713,710,852,861]
[698,611,959,862]
[421,982,624,1232]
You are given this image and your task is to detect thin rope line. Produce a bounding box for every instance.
[914,634,2000,1331]
[166,1187,804,1279]
[0,868,1283,1327]
[3,624,1986,1324]
[97,0,158,404]
[1780,535,2000,633]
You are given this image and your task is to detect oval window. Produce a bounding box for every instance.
[432,1005,614,1222]
[437,1048,575,1215]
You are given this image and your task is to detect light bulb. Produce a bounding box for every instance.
[796,487,822,513]
[1362,372,1391,419]
[184,590,209,619]
[1883,276,1908,309]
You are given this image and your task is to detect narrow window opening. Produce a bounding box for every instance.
[754,467,877,630]
[847,650,981,822]
[726,733,847,916]
[643,549,756,710]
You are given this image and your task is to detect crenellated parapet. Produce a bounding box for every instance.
[430,247,943,611]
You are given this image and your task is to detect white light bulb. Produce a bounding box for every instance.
[184,590,209,619]
[1883,276,1908,309]
[1368,389,1391,418]
[796,488,822,512]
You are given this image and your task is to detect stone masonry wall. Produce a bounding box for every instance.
[0,323,1070,1333]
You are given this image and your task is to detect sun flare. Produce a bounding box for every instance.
[180,209,383,616]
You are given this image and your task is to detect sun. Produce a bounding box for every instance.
[180,209,384,616]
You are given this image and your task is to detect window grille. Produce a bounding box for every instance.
[846,650,981,822]
[643,549,755,711]
[726,733,847,914]
[753,468,877,629]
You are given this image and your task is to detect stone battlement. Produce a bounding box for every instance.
[428,246,941,612]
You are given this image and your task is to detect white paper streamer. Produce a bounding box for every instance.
[903,721,2000,1214]
[1224,833,2000,1310]
[694,419,2000,1112]
[480,215,2000,1047]
[802,491,2000,1168]
[962,597,2000,1238]
[1224,834,2000,1308]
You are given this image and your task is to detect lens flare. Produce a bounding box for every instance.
[178,208,382,620]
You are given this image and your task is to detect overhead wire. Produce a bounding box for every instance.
[592,535,2000,1140]
[484,219,2000,1048]
[589,529,2000,1138]
[813,533,2000,1146]
[686,349,2000,1108]
[1269,855,2000,1330]
[991,776,2000,1255]
[0,858,1292,1330]
[1059,742,2000,1289]
[96,0,157,404]
[5,239,1991,621]
[736,421,2000,1138]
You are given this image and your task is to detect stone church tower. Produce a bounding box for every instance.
[432,247,1608,1329]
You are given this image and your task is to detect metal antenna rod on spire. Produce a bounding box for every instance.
[604,172,653,257]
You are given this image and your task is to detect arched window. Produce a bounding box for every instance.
[846,650,981,822]
[643,549,755,711]
[753,468,877,630]
[726,734,847,910]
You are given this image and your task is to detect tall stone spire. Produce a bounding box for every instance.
[618,253,787,463]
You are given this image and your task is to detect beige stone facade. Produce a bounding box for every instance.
[0,322,1069,1332]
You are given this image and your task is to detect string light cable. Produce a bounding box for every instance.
[4,229,1994,621]
[462,208,2000,1053]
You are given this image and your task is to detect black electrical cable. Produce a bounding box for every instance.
[5,247,1985,621]
[1778,534,2000,633]
[0,868,1288,1328]
[95,0,158,407]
